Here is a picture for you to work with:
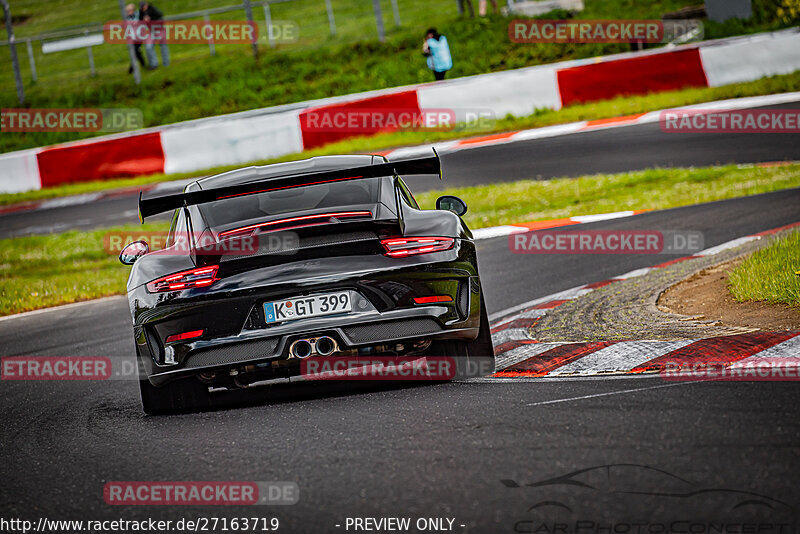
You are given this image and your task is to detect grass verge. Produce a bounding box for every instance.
[728,230,800,307]
[2,0,796,153]
[0,223,167,316]
[1,163,799,316]
[2,70,799,207]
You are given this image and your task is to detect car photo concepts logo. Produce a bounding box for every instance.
[504,464,796,531]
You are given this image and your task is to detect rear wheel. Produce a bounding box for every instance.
[429,294,495,379]
[139,373,213,415]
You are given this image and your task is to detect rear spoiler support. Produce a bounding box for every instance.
[138,149,442,222]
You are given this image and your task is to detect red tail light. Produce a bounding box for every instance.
[165,330,204,344]
[380,237,455,257]
[413,295,453,304]
[146,265,219,293]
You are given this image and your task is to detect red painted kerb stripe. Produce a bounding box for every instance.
[493,341,616,377]
[630,332,797,373]
[557,48,709,107]
[298,90,421,150]
[36,133,165,187]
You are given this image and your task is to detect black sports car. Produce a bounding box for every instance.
[120,151,494,413]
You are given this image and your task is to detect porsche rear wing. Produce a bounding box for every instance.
[138,150,441,222]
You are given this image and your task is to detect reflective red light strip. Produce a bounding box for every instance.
[165,330,204,343]
[146,265,219,293]
[380,237,455,257]
[216,176,364,200]
[413,295,453,304]
[219,211,373,238]
[383,238,439,246]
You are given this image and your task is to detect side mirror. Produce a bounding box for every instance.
[436,195,468,216]
[119,240,149,265]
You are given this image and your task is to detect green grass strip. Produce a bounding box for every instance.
[1,70,799,207]
[1,163,798,316]
[728,229,800,307]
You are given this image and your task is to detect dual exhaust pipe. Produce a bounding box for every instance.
[289,336,337,358]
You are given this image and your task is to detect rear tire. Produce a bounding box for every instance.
[429,294,495,379]
[139,375,213,415]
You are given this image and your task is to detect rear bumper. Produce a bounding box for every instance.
[130,244,484,387]
[137,306,480,387]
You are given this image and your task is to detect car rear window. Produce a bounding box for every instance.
[199,178,382,231]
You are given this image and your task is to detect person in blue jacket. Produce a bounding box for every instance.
[422,28,452,81]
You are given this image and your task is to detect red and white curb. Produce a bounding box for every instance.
[482,332,800,381]
[472,210,646,241]
[485,221,800,379]
[379,91,800,161]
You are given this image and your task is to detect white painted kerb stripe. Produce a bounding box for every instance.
[546,341,692,376]
[730,334,800,365]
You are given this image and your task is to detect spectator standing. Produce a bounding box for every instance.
[140,1,169,69]
[124,3,146,74]
[422,28,452,81]
[458,0,475,17]
[479,0,498,16]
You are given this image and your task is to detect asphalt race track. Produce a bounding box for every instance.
[2,101,800,239]
[2,175,800,530]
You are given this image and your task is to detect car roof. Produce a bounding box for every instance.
[186,155,387,192]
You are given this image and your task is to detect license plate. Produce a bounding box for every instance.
[264,291,352,324]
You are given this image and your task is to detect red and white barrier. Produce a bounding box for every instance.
[0,150,40,194]
[162,109,304,174]
[299,89,421,149]
[417,63,562,120]
[699,30,800,87]
[1,29,798,194]
[557,48,708,106]
[37,132,165,188]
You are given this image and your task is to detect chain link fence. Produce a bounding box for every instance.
[0,0,460,98]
